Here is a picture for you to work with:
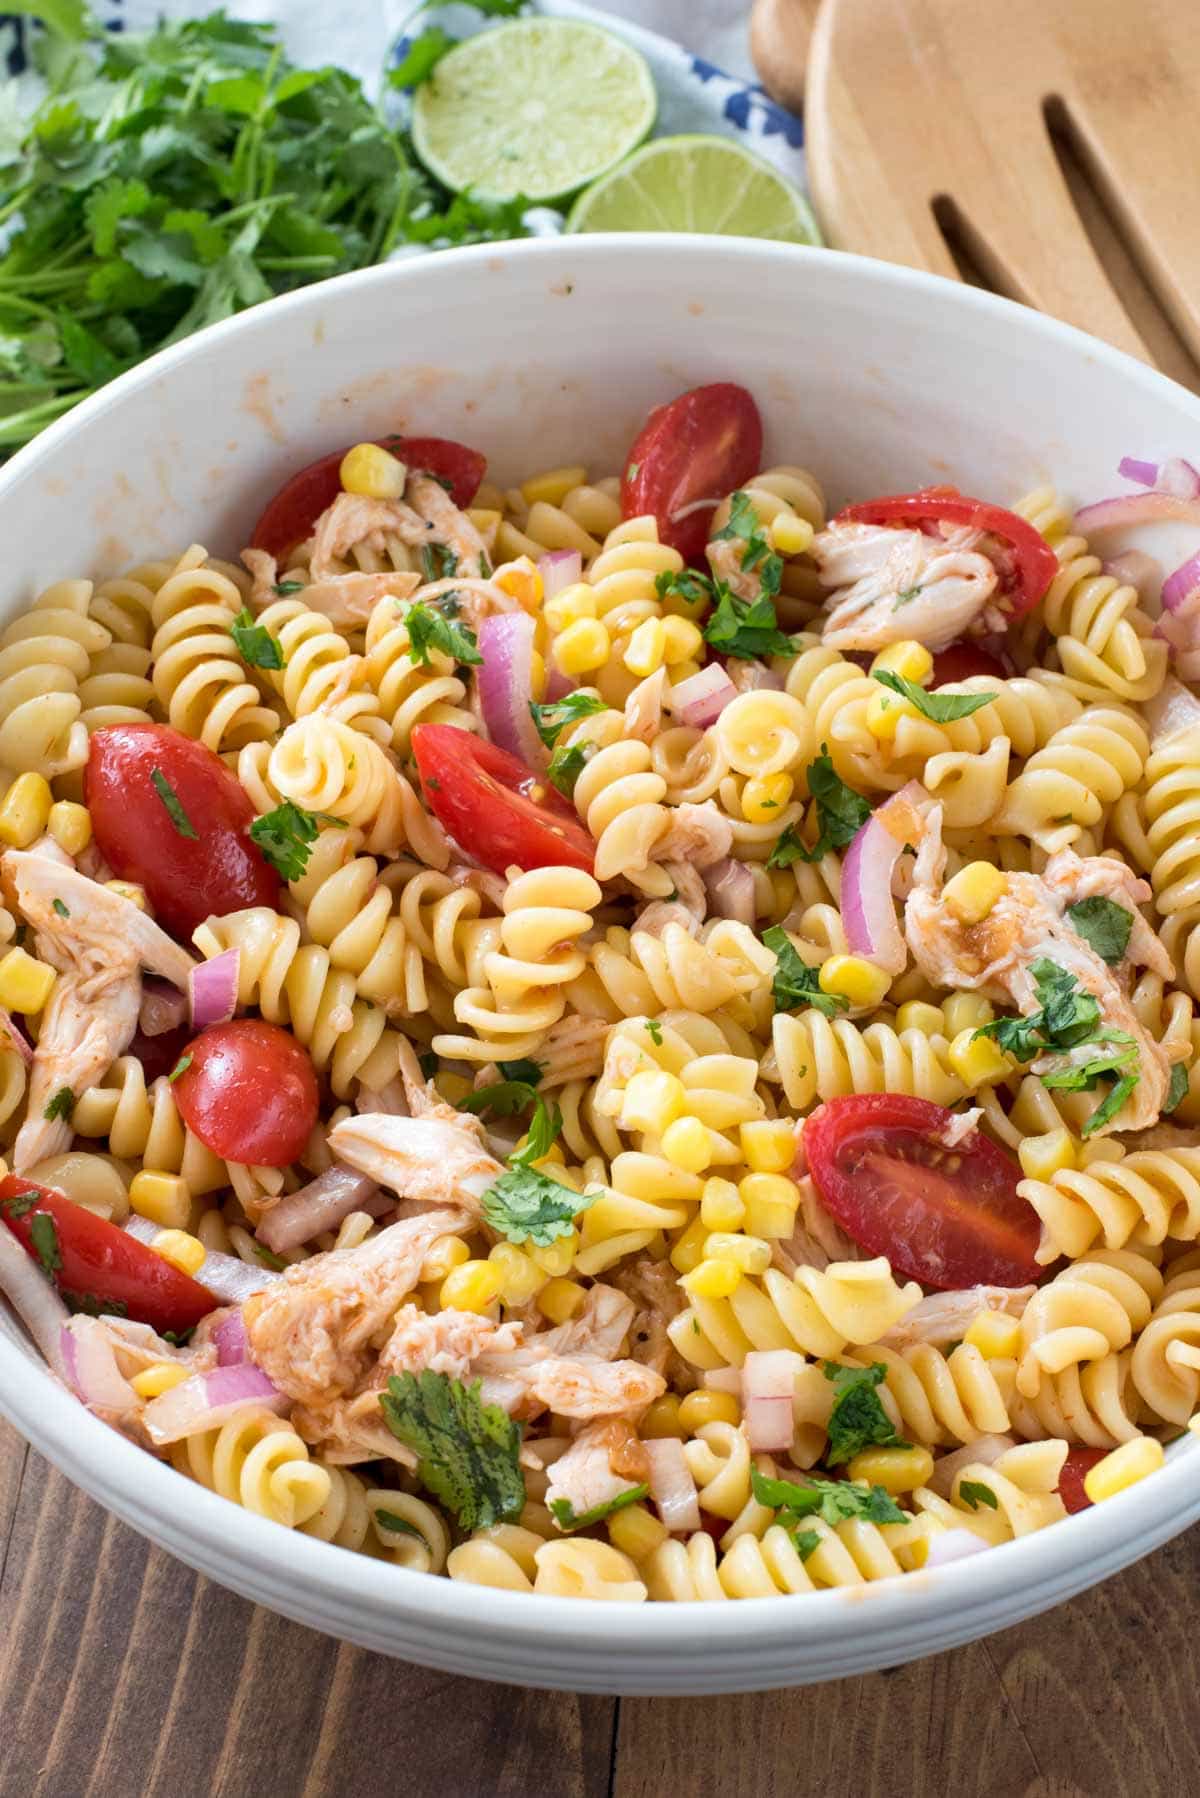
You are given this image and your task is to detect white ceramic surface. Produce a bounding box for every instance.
[1,236,1198,1694]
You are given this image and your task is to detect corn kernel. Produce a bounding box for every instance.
[440,1259,505,1313]
[896,1001,946,1035]
[529,648,547,702]
[963,1308,1022,1360]
[529,1228,578,1276]
[739,1118,796,1175]
[866,688,920,740]
[494,556,543,613]
[1083,1434,1164,1503]
[947,1026,1012,1089]
[521,464,587,507]
[129,1170,192,1231]
[151,1228,206,1277]
[131,1361,191,1399]
[488,1241,545,1307]
[742,771,795,824]
[608,1501,668,1562]
[818,954,891,1010]
[678,1389,740,1432]
[942,861,1009,926]
[769,510,814,557]
[847,1444,935,1494]
[47,799,92,857]
[740,1171,802,1239]
[705,1232,772,1275]
[1018,1127,1078,1182]
[640,1393,684,1438]
[538,1276,586,1324]
[0,772,53,849]
[434,1072,473,1108]
[667,657,704,684]
[339,441,407,500]
[870,639,934,684]
[941,992,994,1035]
[660,616,704,665]
[661,1115,712,1175]
[669,1213,710,1275]
[624,617,667,677]
[620,1069,687,1135]
[682,1256,742,1299]
[544,582,597,632]
[106,879,148,911]
[419,1234,471,1283]
[0,946,56,1015]
[553,617,610,676]
[701,1176,747,1232]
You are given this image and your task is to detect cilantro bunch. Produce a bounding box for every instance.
[975,960,1141,1136]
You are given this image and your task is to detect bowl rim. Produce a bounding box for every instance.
[2,231,1198,1650]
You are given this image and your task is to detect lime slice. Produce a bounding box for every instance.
[565,134,821,243]
[412,20,656,204]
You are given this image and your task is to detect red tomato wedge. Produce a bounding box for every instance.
[836,488,1058,616]
[173,1019,319,1168]
[249,434,488,562]
[804,1094,1041,1289]
[411,723,595,876]
[621,383,763,565]
[1058,1446,1107,1514]
[0,1176,215,1332]
[930,642,1008,685]
[86,725,280,942]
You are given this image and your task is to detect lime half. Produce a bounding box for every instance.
[566,133,821,243]
[412,19,656,204]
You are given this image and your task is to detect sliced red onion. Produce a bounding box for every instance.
[189,947,240,1029]
[668,663,737,728]
[0,1226,70,1375]
[742,1349,799,1451]
[257,1165,380,1254]
[478,611,545,767]
[538,549,582,601]
[643,1437,701,1533]
[140,975,188,1038]
[0,1006,33,1066]
[841,785,928,976]
[1158,457,1200,500]
[1117,456,1158,487]
[543,664,573,703]
[61,1315,137,1411]
[925,1528,990,1567]
[124,1216,278,1301]
[1102,550,1160,591]
[1162,548,1200,614]
[142,1363,285,1445]
[211,1310,249,1366]
[703,858,756,926]
[1074,493,1200,533]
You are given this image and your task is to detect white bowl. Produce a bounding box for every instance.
[1,236,1197,1693]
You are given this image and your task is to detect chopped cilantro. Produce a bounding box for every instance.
[763,926,849,1019]
[499,1058,544,1085]
[1067,897,1133,965]
[1,1189,41,1219]
[253,1243,286,1271]
[162,1328,194,1348]
[273,581,304,596]
[977,960,1141,1136]
[823,1361,909,1465]
[702,585,794,660]
[150,768,198,840]
[645,1018,663,1045]
[792,1528,822,1561]
[1166,1062,1190,1113]
[167,1054,192,1084]
[30,1211,61,1280]
[714,490,784,598]
[373,1508,422,1539]
[405,601,482,669]
[249,799,345,882]
[380,1371,525,1532]
[750,1465,907,1527]
[958,1480,998,1511]
[653,567,715,612]
[458,1079,539,1120]
[529,692,606,749]
[64,1290,128,1319]
[509,1095,563,1168]
[230,607,285,671]
[547,740,591,798]
[872,669,995,721]
[480,1165,597,1248]
[419,543,459,584]
[43,1086,74,1123]
[52,898,69,918]
[549,1484,649,1533]
[894,584,923,607]
[418,1051,440,1081]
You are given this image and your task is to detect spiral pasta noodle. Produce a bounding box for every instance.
[148,547,278,752]
[170,1409,331,1529]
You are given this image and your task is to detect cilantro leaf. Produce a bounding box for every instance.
[977,961,1140,1135]
[230,606,284,671]
[653,567,714,612]
[808,747,872,852]
[380,1371,525,1532]
[499,1058,543,1085]
[1067,897,1133,965]
[373,1508,422,1539]
[546,740,591,798]
[457,1079,539,1120]
[1166,1062,1190,1113]
[549,1484,649,1533]
[872,669,995,722]
[763,926,850,1019]
[480,1166,597,1248]
[274,580,304,596]
[750,1465,907,1527]
[388,26,455,90]
[43,1086,74,1122]
[419,543,459,583]
[253,1243,286,1272]
[52,898,69,918]
[791,1528,822,1561]
[823,1362,909,1465]
[702,585,794,661]
[167,1054,192,1084]
[1,1189,40,1219]
[958,1480,998,1511]
[150,768,198,840]
[644,1019,663,1046]
[30,1211,61,1280]
[509,1095,563,1168]
[765,823,809,869]
[529,691,605,749]
[405,601,482,668]
[249,799,344,882]
[714,490,783,598]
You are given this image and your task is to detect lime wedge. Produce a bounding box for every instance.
[565,134,821,243]
[411,19,656,204]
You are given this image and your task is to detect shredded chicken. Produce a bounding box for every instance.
[706,533,763,603]
[879,1285,1035,1350]
[329,1113,500,1215]
[650,801,733,869]
[472,1283,666,1421]
[610,1254,687,1379]
[727,658,785,694]
[814,520,1001,653]
[243,546,421,626]
[379,1304,523,1381]
[545,1419,648,1523]
[524,1013,610,1088]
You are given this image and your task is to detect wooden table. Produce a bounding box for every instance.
[2,1415,1197,1797]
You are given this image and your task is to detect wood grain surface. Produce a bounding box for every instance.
[1,1411,1195,1798]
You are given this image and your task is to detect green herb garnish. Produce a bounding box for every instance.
[508,1095,563,1168]
[230,606,284,670]
[457,1079,539,1120]
[373,1508,422,1539]
[750,1465,907,1527]
[976,960,1140,1136]
[714,490,783,598]
[249,799,344,881]
[645,1019,663,1045]
[380,1371,525,1532]
[823,1362,909,1465]
[529,691,606,749]
[763,926,849,1019]
[702,585,794,661]
[546,740,591,798]
[405,601,482,669]
[150,768,197,840]
[419,543,459,583]
[30,1211,61,1280]
[52,898,69,917]
[549,1484,649,1533]
[872,669,995,722]
[43,1085,74,1122]
[958,1480,998,1511]
[1166,1062,1190,1113]
[167,1054,192,1084]
[1066,897,1133,966]
[480,1166,597,1248]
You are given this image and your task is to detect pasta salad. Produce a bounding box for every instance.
[1,381,1199,1604]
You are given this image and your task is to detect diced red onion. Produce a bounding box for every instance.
[211,1310,249,1366]
[124,1215,277,1301]
[643,1437,701,1533]
[841,784,928,976]
[189,947,239,1030]
[742,1349,799,1451]
[538,549,582,601]
[925,1528,990,1567]
[140,975,188,1037]
[1158,457,1200,500]
[1117,456,1158,488]
[477,611,545,767]
[543,665,573,703]
[703,858,756,926]
[60,1315,137,1411]
[1161,548,1200,615]
[142,1363,285,1444]
[926,1434,1015,1498]
[257,1165,380,1254]
[0,1225,70,1376]
[701,1365,743,1395]
[1101,550,1160,592]
[669,663,737,728]
[0,1006,33,1065]
[729,660,785,693]
[1074,493,1200,533]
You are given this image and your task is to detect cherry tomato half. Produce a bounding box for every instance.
[1058,1446,1107,1514]
[836,488,1058,616]
[0,1176,215,1332]
[804,1094,1041,1289]
[173,1020,319,1168]
[621,383,763,565]
[411,723,595,877]
[249,434,488,562]
[86,725,280,942]
[930,642,1008,685]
